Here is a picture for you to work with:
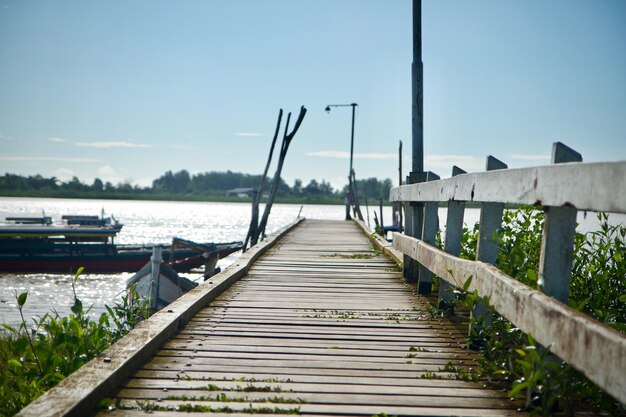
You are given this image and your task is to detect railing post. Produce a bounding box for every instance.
[471,156,507,344]
[476,156,508,263]
[403,171,427,283]
[538,142,582,304]
[416,171,440,294]
[439,166,466,312]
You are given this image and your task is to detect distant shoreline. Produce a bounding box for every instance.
[0,192,488,208]
[0,190,347,205]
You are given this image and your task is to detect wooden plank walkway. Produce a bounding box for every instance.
[97,219,525,416]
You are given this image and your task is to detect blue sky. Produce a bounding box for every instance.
[1,0,624,191]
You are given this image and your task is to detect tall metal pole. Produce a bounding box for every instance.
[325,102,360,221]
[412,0,423,173]
[350,103,356,176]
[404,0,425,283]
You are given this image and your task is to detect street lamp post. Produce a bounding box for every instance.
[325,103,359,220]
[325,103,358,177]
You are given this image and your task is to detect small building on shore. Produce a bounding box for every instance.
[225,187,254,198]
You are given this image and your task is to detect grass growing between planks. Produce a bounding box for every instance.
[431,208,626,416]
[130,399,302,414]
[0,268,152,417]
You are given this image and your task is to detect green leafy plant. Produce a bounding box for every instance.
[0,269,151,416]
[105,282,152,339]
[449,208,626,415]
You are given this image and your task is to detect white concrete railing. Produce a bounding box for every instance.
[389,142,626,404]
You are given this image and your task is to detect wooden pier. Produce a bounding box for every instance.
[17,145,626,416]
[19,219,526,416]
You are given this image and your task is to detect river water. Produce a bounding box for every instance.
[0,197,354,326]
[0,196,623,327]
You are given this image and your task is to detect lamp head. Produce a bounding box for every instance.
[325,106,331,113]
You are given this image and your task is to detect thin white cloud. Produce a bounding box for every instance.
[168,144,199,151]
[48,137,68,143]
[235,132,264,137]
[507,153,550,161]
[0,156,100,163]
[307,150,396,160]
[0,132,20,141]
[307,150,348,159]
[356,153,396,160]
[74,141,152,149]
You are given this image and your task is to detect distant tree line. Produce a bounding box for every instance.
[0,171,393,202]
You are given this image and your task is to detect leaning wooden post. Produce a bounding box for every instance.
[439,166,467,312]
[244,109,283,250]
[416,171,440,294]
[256,106,307,242]
[538,142,582,303]
[470,156,507,343]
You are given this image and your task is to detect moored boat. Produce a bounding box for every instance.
[127,247,199,310]
[0,215,242,274]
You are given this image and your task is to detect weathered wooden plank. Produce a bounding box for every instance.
[174,331,462,346]
[161,342,477,360]
[165,337,472,353]
[100,400,523,417]
[96,406,522,417]
[154,351,474,367]
[130,369,492,389]
[141,362,457,377]
[122,378,501,397]
[96,412,312,417]
[144,355,475,372]
[183,321,463,334]
[179,324,457,339]
[116,388,521,408]
[389,160,626,213]
[206,302,419,309]
[185,318,464,330]
[393,232,626,404]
